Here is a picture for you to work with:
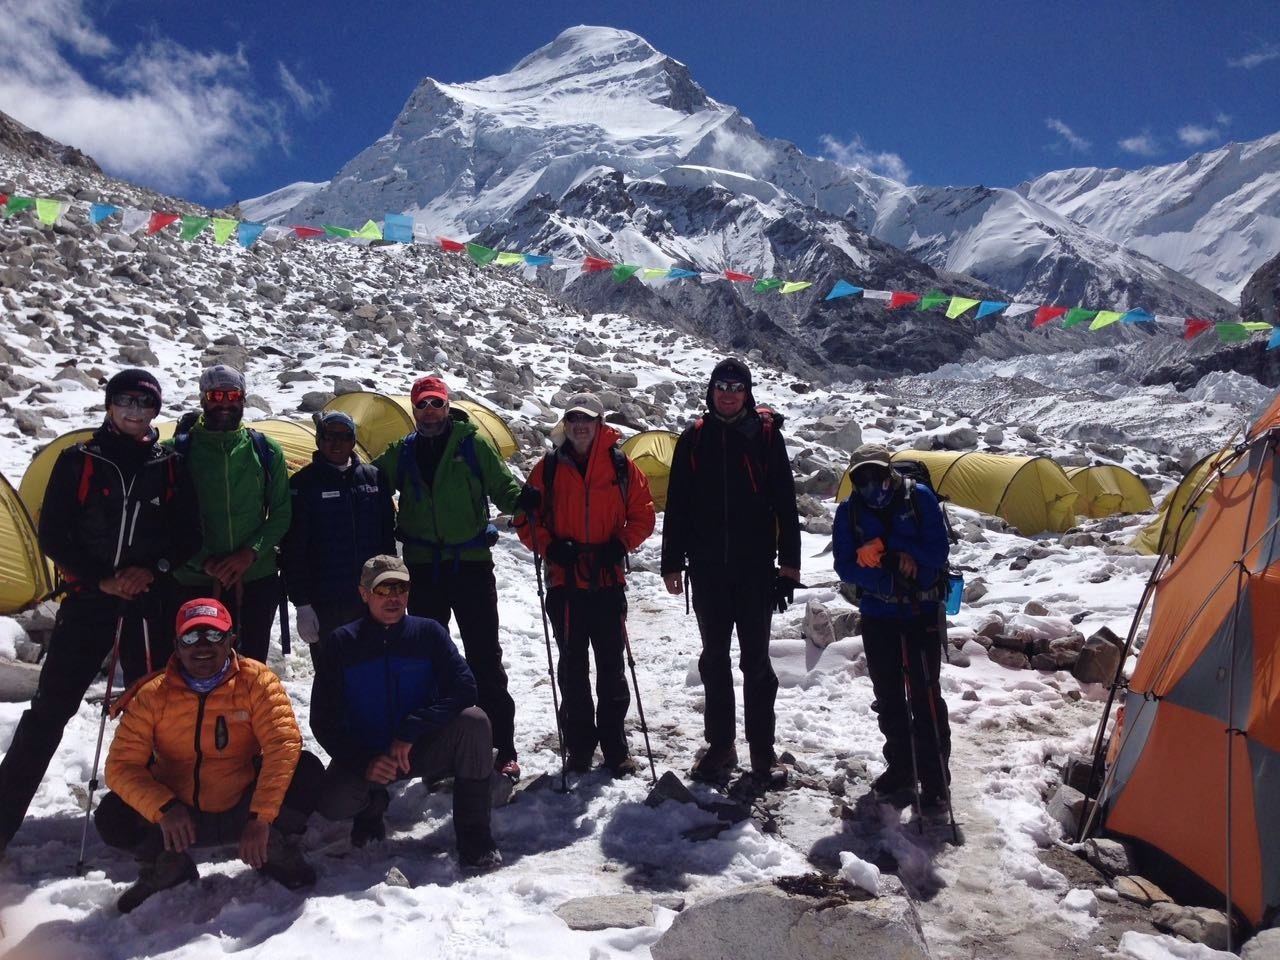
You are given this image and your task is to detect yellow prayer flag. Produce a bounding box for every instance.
[354,219,381,239]
[780,281,812,294]
[945,297,980,319]
[34,198,67,225]
[494,252,524,265]
[1089,310,1123,330]
[212,218,238,244]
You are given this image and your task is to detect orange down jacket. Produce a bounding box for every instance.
[517,424,655,589]
[105,654,301,823]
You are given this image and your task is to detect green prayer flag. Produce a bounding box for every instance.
[178,216,211,241]
[212,218,238,244]
[612,264,642,282]
[466,242,498,266]
[917,289,949,311]
[3,195,35,217]
[35,198,66,225]
[752,277,784,292]
[323,224,355,238]
[355,220,382,240]
[1216,323,1249,342]
[495,252,524,265]
[780,281,812,294]
[1061,308,1098,328]
[945,297,980,319]
[1088,310,1123,330]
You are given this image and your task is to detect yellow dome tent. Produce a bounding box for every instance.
[0,470,53,614]
[836,450,1080,534]
[1131,448,1232,556]
[620,430,679,511]
[323,392,518,461]
[1064,465,1154,518]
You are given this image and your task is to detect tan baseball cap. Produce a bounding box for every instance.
[360,554,411,591]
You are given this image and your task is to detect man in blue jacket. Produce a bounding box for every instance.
[833,444,952,809]
[310,555,500,870]
[282,410,395,645]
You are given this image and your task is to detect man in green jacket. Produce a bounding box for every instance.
[167,365,291,663]
[373,375,534,779]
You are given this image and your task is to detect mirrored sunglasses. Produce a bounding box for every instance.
[203,388,243,404]
[712,380,747,394]
[371,580,410,597]
[414,396,447,409]
[178,626,229,646]
[565,411,597,424]
[110,393,159,411]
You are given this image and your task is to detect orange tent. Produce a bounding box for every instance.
[1101,392,1280,928]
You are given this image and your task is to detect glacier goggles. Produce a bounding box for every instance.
[110,393,159,411]
[414,396,447,409]
[851,464,893,499]
[370,580,410,597]
[177,626,231,647]
[203,388,243,404]
[712,380,747,394]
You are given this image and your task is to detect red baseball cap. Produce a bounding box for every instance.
[411,376,449,404]
[175,598,233,636]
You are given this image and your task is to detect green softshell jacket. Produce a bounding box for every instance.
[165,421,292,587]
[373,415,521,565]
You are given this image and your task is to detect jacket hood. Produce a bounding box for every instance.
[705,357,756,412]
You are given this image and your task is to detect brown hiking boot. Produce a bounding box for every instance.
[117,850,198,913]
[749,746,788,788]
[259,832,316,890]
[690,744,738,783]
[607,756,639,778]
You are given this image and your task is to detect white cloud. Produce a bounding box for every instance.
[1177,124,1217,147]
[819,133,910,183]
[278,63,331,116]
[1118,132,1160,156]
[1228,43,1280,68]
[0,0,306,196]
[1045,118,1090,153]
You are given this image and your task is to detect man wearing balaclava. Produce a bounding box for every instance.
[660,357,801,787]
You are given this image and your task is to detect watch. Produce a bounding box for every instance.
[156,558,171,574]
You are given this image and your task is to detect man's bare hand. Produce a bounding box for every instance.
[159,803,196,853]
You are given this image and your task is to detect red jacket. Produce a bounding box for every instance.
[517,425,655,589]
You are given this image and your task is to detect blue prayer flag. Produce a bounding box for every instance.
[523,254,554,266]
[89,203,119,224]
[1120,308,1155,323]
[825,279,864,301]
[975,300,1008,319]
[236,222,266,247]
[383,213,414,244]
[1269,328,1280,351]
[666,268,698,280]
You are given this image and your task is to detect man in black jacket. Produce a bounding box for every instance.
[311,555,500,870]
[0,369,200,853]
[282,410,396,646]
[661,358,801,786]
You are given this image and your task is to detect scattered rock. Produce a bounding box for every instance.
[1149,902,1231,950]
[1047,784,1086,836]
[555,894,655,931]
[1243,928,1280,959]
[803,601,837,649]
[1113,875,1174,907]
[1080,837,1132,876]
[1071,631,1124,684]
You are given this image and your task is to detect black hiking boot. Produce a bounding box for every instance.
[454,777,499,871]
[117,850,198,913]
[351,787,389,848]
[259,832,316,890]
[870,768,914,806]
[690,744,738,783]
[749,745,788,789]
[566,751,594,773]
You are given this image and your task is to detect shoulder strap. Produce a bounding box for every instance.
[76,447,95,505]
[610,444,629,506]
[690,418,704,471]
[458,433,482,481]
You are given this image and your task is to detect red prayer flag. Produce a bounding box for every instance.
[887,291,921,309]
[437,237,466,252]
[582,256,613,273]
[146,212,180,235]
[1184,317,1214,339]
[0,193,7,206]
[291,225,325,239]
[723,270,755,282]
[1032,305,1068,327]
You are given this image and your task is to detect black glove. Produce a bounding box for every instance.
[516,484,542,512]
[546,539,578,567]
[598,538,627,566]
[772,574,798,614]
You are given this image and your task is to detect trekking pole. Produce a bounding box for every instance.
[531,509,569,793]
[899,632,924,832]
[919,646,960,844]
[77,607,125,876]
[278,572,292,657]
[619,615,658,785]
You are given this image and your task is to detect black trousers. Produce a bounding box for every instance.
[861,609,951,792]
[0,587,173,845]
[545,586,630,764]
[176,573,281,663]
[313,599,365,648]
[690,565,778,752]
[407,561,516,761]
[94,751,324,861]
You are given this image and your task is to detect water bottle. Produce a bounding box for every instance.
[945,572,963,615]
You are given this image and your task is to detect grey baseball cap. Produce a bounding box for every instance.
[360,554,410,590]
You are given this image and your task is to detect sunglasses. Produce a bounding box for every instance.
[370,580,410,597]
[178,626,229,646]
[712,380,747,394]
[565,411,597,424]
[414,396,447,409]
[110,394,159,411]
[203,388,243,404]
[320,431,356,444]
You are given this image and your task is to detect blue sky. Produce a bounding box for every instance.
[2,0,1279,207]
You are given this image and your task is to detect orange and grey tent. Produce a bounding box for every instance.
[1097,393,1280,928]
[620,430,678,511]
[1065,464,1153,518]
[0,470,53,614]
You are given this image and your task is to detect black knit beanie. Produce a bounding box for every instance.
[104,368,162,407]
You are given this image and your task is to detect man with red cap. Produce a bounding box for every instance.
[0,368,200,855]
[94,597,323,912]
[372,375,537,779]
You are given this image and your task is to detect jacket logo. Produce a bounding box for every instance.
[321,491,341,499]
[150,496,161,506]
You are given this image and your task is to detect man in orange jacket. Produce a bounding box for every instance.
[517,393,655,775]
[94,598,323,913]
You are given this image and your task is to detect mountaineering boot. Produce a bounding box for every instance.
[259,831,316,890]
[117,850,198,913]
[453,777,500,872]
[690,744,738,783]
[870,767,914,807]
[606,755,639,779]
[351,787,390,848]
[566,750,594,773]
[749,744,788,789]
[496,757,521,781]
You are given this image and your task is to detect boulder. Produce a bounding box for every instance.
[1149,903,1231,951]
[651,877,930,960]
[987,647,1029,671]
[1113,875,1174,907]
[1243,929,1280,960]
[1071,632,1124,685]
[1047,784,1086,836]
[555,894,654,931]
[803,601,837,649]
[941,426,978,450]
[1080,837,1132,876]
[297,391,335,413]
